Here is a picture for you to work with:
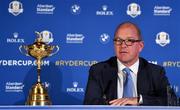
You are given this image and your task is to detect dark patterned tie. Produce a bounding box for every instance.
[122,68,134,97]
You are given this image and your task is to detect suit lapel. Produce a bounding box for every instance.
[109,66,118,100]
[137,57,147,95]
[103,57,118,100]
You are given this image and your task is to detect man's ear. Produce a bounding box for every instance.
[138,41,144,52]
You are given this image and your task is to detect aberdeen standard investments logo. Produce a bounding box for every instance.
[154,6,172,16]
[8,0,23,16]
[37,4,55,14]
[5,82,24,92]
[127,3,141,18]
[66,33,85,44]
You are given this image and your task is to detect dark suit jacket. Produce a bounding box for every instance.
[84,56,171,106]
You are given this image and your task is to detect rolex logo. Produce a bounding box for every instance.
[73,82,78,88]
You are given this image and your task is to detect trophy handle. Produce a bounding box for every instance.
[35,31,42,41]
[49,45,59,56]
[19,45,30,56]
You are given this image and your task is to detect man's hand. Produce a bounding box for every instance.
[109,97,139,106]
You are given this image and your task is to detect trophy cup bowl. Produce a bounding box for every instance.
[19,32,59,106]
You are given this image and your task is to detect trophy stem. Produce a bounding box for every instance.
[37,69,41,83]
[36,58,41,83]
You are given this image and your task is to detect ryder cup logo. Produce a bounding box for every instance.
[40,30,53,44]
[127,3,141,18]
[71,4,81,15]
[99,33,110,44]
[155,32,170,47]
[8,0,23,16]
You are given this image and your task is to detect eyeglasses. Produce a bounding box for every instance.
[113,38,142,46]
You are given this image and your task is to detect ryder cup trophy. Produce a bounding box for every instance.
[19,31,59,106]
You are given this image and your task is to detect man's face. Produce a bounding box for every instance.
[114,25,144,66]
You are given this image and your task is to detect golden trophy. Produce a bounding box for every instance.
[19,32,59,106]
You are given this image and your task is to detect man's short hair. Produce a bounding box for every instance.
[114,21,142,40]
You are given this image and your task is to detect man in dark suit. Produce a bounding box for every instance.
[84,22,172,106]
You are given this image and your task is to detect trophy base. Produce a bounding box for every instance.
[26,82,52,106]
[27,101,51,106]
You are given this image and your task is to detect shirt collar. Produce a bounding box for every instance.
[117,58,139,75]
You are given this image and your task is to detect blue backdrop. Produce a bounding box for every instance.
[0,0,179,105]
